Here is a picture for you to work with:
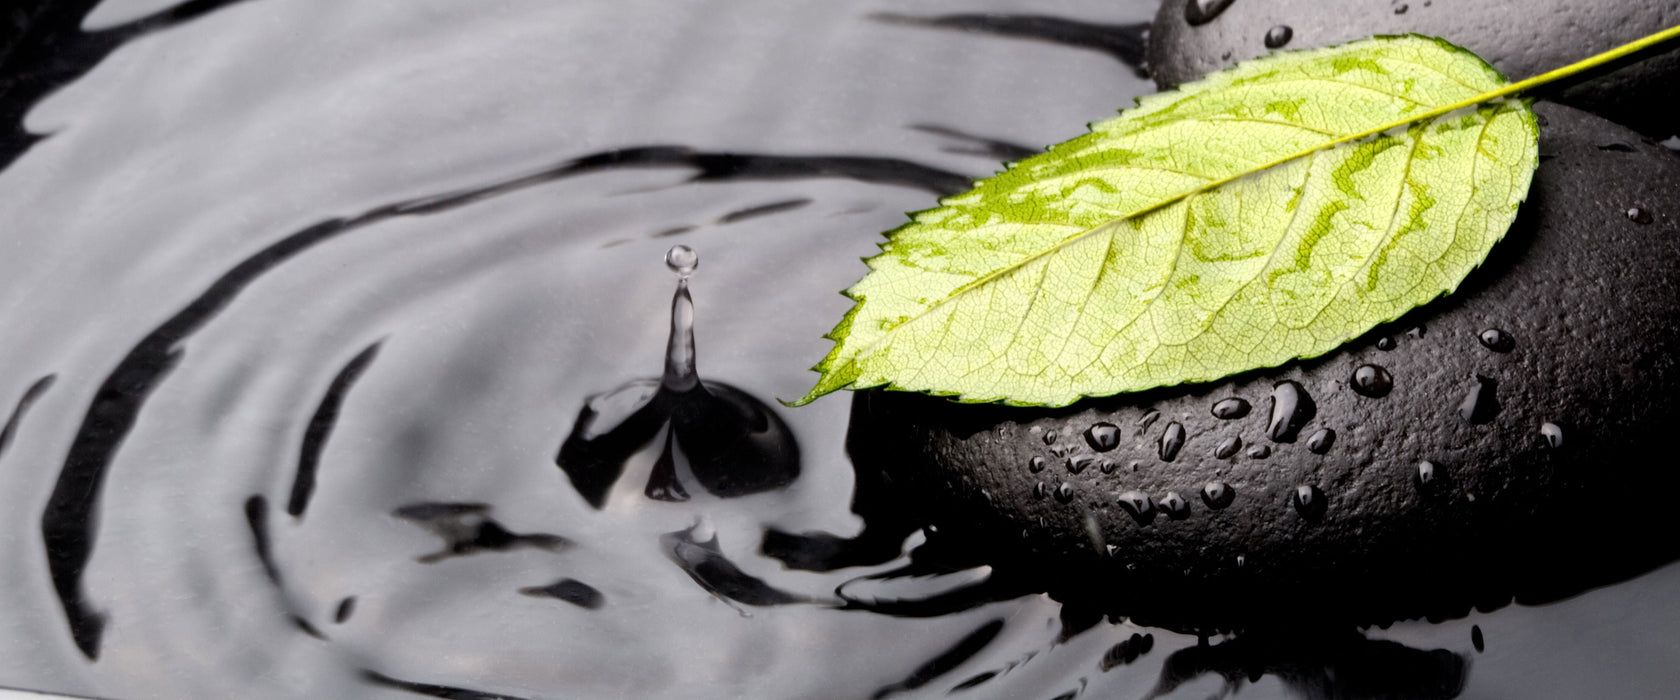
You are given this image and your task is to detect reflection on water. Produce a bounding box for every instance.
[0,1,1675,698]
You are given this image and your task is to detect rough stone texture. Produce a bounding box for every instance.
[1148,0,1680,138]
[845,103,1680,632]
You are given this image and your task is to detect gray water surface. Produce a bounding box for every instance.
[0,1,1675,698]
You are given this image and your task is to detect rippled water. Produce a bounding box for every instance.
[0,1,1677,698]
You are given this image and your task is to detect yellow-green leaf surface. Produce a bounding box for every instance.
[798,35,1539,407]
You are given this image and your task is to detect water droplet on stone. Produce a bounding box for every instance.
[1540,422,1563,448]
[1067,454,1097,474]
[1264,25,1293,49]
[1055,482,1075,503]
[1085,423,1121,452]
[1471,625,1485,653]
[1267,380,1317,443]
[1137,409,1161,434]
[1202,481,1235,509]
[1406,325,1427,339]
[1306,428,1336,455]
[1459,375,1501,424]
[1034,482,1049,500]
[1099,459,1118,474]
[1028,456,1046,473]
[1161,492,1190,520]
[1211,397,1251,420]
[1043,429,1058,445]
[1478,328,1515,353]
[665,244,698,277]
[1214,436,1242,459]
[1117,491,1156,524]
[1129,460,1141,472]
[1627,206,1653,224]
[1293,484,1325,519]
[1376,336,1397,351]
[1184,0,1237,26]
[1236,555,1246,568]
[1246,444,1271,459]
[1416,460,1437,486]
[1351,364,1394,398]
[1050,444,1071,458]
[1159,422,1187,462]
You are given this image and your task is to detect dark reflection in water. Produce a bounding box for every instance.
[0,0,258,170]
[1146,631,1470,700]
[871,12,1151,77]
[872,618,1005,699]
[0,375,53,458]
[716,197,813,224]
[362,670,533,700]
[518,578,605,610]
[909,124,1041,161]
[392,503,568,564]
[287,341,382,518]
[661,523,807,610]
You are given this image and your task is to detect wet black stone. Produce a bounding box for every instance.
[840,104,1680,634]
[1148,0,1680,138]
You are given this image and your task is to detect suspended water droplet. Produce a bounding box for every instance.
[1067,454,1097,474]
[664,244,698,277]
[1055,482,1076,503]
[1099,458,1118,474]
[1117,491,1156,524]
[1160,492,1190,520]
[1042,429,1059,445]
[1478,328,1516,353]
[1034,482,1049,500]
[1306,428,1336,455]
[1293,484,1325,519]
[1028,456,1047,473]
[1416,460,1438,486]
[1264,25,1293,48]
[1458,375,1501,424]
[1085,422,1121,452]
[1351,364,1394,398]
[1159,422,1187,462]
[1214,436,1242,459]
[1184,0,1237,26]
[1627,206,1653,224]
[1376,336,1397,351]
[1267,380,1317,443]
[1246,444,1271,459]
[1211,397,1251,420]
[1471,625,1485,653]
[1202,481,1235,509]
[1137,409,1161,434]
[557,251,799,508]
[1540,422,1564,448]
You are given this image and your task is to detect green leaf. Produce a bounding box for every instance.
[796,34,1544,407]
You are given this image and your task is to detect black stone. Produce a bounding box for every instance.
[839,104,1680,633]
[1147,0,1680,138]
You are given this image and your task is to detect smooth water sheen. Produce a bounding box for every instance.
[0,1,1677,699]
